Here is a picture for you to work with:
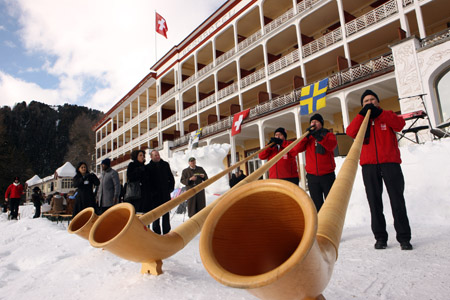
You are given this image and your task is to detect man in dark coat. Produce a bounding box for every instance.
[147,150,175,235]
[346,89,412,251]
[31,187,43,218]
[180,157,208,217]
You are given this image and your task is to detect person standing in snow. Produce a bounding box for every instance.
[180,157,208,218]
[31,186,44,218]
[72,162,99,217]
[289,113,337,212]
[258,127,299,185]
[146,150,175,234]
[96,158,121,214]
[346,89,412,251]
[125,149,147,212]
[4,176,24,220]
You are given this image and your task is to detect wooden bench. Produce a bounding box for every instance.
[41,212,72,224]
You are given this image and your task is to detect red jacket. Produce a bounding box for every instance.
[5,183,24,199]
[346,110,405,166]
[289,131,337,176]
[259,140,299,179]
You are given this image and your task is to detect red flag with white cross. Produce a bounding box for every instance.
[155,12,168,39]
[231,109,250,136]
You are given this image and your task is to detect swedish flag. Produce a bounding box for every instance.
[299,78,329,115]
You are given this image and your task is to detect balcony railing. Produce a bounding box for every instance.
[160,86,176,102]
[328,52,394,89]
[403,0,414,7]
[217,82,238,100]
[161,114,177,128]
[182,74,197,89]
[296,0,323,15]
[202,116,232,136]
[249,92,297,118]
[237,30,263,52]
[421,27,450,48]
[268,49,300,75]
[264,8,295,35]
[345,0,398,36]
[216,48,236,66]
[198,94,216,110]
[302,27,343,58]
[183,104,197,118]
[241,68,266,89]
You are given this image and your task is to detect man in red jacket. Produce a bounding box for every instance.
[289,114,337,212]
[259,127,299,185]
[5,176,24,220]
[346,89,412,251]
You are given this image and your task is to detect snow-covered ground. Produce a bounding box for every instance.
[1,139,450,300]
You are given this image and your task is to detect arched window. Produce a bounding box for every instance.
[436,68,450,124]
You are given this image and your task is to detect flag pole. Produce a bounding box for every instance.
[155,10,157,62]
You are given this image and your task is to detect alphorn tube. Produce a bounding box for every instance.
[67,207,98,240]
[88,131,309,274]
[199,112,371,300]
[68,143,271,241]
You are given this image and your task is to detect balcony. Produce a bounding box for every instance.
[161,114,177,128]
[160,86,176,102]
[345,0,398,36]
[296,0,323,15]
[241,68,266,89]
[183,104,197,118]
[172,52,396,148]
[328,52,394,89]
[302,27,343,58]
[421,27,450,48]
[264,8,295,35]
[268,49,300,75]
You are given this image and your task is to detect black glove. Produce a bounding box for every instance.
[359,103,376,117]
[306,125,315,137]
[269,137,283,147]
[311,128,327,141]
[371,106,383,118]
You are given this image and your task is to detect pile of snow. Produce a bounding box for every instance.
[1,139,450,299]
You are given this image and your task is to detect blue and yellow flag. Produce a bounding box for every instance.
[299,78,329,115]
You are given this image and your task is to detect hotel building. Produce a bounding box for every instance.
[93,0,450,185]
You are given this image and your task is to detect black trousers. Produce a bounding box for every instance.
[281,177,300,185]
[306,172,335,212]
[362,163,411,243]
[9,198,20,219]
[151,193,171,235]
[33,205,41,218]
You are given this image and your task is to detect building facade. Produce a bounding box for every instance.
[93,0,450,185]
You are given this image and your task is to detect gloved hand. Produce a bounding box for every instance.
[269,137,283,147]
[306,125,315,137]
[359,103,376,117]
[311,128,326,141]
[370,106,383,118]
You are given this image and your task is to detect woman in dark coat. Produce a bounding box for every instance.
[31,187,43,218]
[72,162,100,217]
[125,150,147,212]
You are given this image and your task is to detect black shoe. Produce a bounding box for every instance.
[374,240,387,249]
[400,242,413,250]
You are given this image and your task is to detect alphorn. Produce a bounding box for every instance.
[67,143,272,241]
[199,112,371,300]
[88,131,309,275]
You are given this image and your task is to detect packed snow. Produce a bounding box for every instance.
[1,139,450,300]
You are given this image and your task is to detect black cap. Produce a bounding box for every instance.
[101,158,111,167]
[274,127,287,139]
[361,89,380,106]
[309,113,324,126]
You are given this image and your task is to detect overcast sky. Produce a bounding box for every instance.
[0,0,227,112]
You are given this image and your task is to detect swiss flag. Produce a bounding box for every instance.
[155,12,168,39]
[231,109,250,136]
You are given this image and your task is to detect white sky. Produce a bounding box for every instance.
[0,0,227,112]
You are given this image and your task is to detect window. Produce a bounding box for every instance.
[436,68,450,123]
[245,148,263,177]
[61,179,73,190]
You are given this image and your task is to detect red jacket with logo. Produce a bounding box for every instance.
[258,140,299,179]
[289,131,337,176]
[346,110,405,165]
[5,183,24,199]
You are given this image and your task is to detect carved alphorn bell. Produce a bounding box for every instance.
[199,112,371,300]
[67,143,272,241]
[86,136,307,275]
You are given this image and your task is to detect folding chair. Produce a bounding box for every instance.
[397,110,429,144]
